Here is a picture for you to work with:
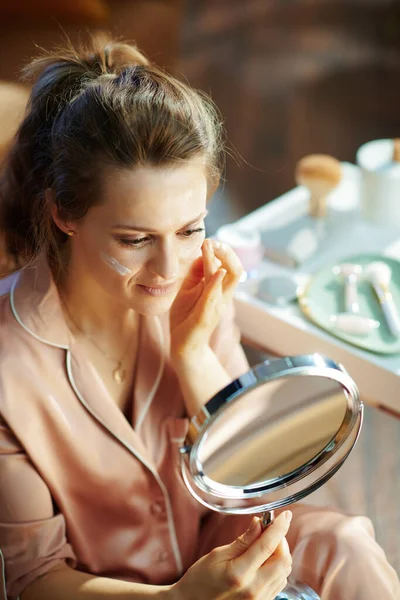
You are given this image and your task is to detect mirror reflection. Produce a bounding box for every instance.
[198,376,348,486]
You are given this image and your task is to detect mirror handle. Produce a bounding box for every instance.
[261,510,275,530]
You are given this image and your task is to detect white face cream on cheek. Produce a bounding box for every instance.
[101,252,132,276]
[101,229,205,279]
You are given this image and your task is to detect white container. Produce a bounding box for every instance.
[215,224,264,272]
[356,139,400,228]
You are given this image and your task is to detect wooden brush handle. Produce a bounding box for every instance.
[394,139,400,163]
[309,192,327,219]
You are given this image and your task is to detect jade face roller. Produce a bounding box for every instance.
[330,263,380,336]
[333,263,363,314]
[365,261,400,338]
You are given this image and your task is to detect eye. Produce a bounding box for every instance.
[179,228,205,238]
[116,236,151,248]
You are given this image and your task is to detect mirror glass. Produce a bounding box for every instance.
[197,375,348,487]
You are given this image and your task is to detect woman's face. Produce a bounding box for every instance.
[68,160,208,316]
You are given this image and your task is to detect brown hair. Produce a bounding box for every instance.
[0,35,225,272]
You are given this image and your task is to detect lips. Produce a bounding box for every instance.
[137,282,176,296]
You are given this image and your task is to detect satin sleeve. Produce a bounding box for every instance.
[0,416,76,600]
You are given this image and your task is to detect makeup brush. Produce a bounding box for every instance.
[295,154,342,219]
[365,261,400,338]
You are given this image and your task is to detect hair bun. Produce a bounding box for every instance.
[20,34,150,133]
[104,42,150,73]
[23,34,150,89]
[82,35,150,77]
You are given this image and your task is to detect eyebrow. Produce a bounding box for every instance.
[112,211,208,234]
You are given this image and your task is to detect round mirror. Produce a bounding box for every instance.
[180,354,362,515]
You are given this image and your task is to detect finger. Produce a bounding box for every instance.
[260,553,292,594]
[189,255,205,279]
[251,554,291,600]
[266,538,292,582]
[269,572,290,600]
[223,517,262,560]
[212,243,243,300]
[234,511,292,574]
[202,239,218,280]
[274,537,291,559]
[179,256,204,291]
[191,267,226,327]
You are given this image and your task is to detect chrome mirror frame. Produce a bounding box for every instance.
[180,354,363,514]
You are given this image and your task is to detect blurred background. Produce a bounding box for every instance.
[1,0,400,576]
[1,0,400,231]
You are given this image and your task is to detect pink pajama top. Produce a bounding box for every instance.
[0,255,248,599]
[1,256,399,600]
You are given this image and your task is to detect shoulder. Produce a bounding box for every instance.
[0,273,58,417]
[0,271,19,311]
[0,271,27,346]
[0,271,22,346]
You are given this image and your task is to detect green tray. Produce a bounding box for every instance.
[298,253,400,355]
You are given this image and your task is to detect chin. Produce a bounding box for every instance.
[130,294,175,317]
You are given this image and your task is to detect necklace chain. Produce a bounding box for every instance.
[61,299,135,384]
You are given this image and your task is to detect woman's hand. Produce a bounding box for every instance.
[170,239,243,360]
[169,239,243,416]
[169,511,293,600]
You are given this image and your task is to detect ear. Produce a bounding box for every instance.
[45,188,76,236]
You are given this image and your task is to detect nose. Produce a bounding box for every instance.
[148,238,178,281]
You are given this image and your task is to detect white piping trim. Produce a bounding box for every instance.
[135,317,164,433]
[0,548,8,600]
[65,351,183,575]
[10,275,183,576]
[0,548,18,600]
[9,279,68,350]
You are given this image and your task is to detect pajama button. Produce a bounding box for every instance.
[150,500,166,518]
[156,550,169,562]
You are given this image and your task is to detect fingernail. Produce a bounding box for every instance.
[219,268,227,278]
[284,511,292,523]
[213,240,221,249]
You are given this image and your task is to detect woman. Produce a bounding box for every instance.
[0,37,398,600]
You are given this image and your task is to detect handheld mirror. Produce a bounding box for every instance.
[179,354,362,599]
[180,354,362,522]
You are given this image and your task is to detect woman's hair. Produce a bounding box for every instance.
[0,35,225,271]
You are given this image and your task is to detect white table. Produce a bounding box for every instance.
[231,163,400,414]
